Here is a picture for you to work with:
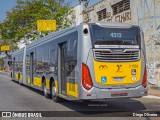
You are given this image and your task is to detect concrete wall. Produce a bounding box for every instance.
[89,0,132,23]
[68,4,83,26]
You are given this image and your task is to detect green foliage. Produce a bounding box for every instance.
[0,58,4,70]
[0,0,73,50]
[0,58,3,62]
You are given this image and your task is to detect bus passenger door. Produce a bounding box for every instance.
[58,42,67,95]
[30,52,34,84]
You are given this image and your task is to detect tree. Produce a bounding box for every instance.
[0,0,73,50]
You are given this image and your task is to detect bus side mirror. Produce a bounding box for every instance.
[8,61,12,66]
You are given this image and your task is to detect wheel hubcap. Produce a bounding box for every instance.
[52,85,56,97]
[44,86,47,94]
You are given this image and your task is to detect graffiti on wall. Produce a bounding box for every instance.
[115,11,131,22]
[146,31,160,45]
[136,0,160,29]
[106,10,131,23]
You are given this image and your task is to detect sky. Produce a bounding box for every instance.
[0,0,101,23]
[0,0,17,23]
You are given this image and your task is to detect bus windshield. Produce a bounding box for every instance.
[90,24,141,47]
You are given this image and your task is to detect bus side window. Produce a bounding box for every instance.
[49,43,57,74]
[36,46,42,74]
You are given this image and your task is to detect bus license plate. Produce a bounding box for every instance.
[111,92,128,97]
[114,77,124,82]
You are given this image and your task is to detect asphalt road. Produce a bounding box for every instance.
[0,72,160,120]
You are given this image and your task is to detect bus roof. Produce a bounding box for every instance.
[89,22,133,28]
[26,26,76,50]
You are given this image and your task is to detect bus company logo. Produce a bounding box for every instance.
[99,65,108,70]
[116,65,122,72]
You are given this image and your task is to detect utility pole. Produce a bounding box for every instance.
[81,0,89,23]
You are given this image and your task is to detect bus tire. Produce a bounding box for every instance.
[51,81,61,102]
[43,81,50,98]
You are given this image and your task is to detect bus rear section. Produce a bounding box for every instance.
[80,23,147,100]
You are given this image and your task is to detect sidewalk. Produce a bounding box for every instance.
[0,70,10,74]
[148,85,160,97]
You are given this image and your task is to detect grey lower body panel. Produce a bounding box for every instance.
[79,85,148,100]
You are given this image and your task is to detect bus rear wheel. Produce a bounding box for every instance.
[51,81,61,102]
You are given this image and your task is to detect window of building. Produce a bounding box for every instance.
[112,0,130,15]
[97,9,106,21]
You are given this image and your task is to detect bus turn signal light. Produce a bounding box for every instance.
[82,63,93,90]
[142,66,147,88]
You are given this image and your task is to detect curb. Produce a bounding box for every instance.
[148,85,160,97]
[143,95,160,99]
[148,93,160,97]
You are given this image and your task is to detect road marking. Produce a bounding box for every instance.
[143,95,160,99]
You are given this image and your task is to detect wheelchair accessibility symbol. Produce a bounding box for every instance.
[101,76,107,83]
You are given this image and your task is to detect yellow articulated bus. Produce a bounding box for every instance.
[10,22,147,102]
